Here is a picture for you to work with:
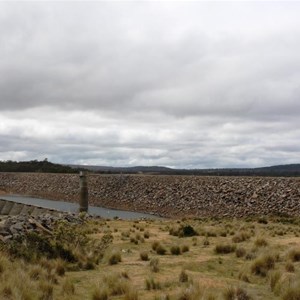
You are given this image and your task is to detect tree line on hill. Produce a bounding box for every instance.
[0,160,299,177]
[0,160,85,173]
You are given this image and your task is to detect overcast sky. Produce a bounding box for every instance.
[0,1,300,168]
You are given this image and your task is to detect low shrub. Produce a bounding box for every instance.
[140,251,149,261]
[170,225,198,237]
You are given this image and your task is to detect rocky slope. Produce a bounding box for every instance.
[0,173,299,218]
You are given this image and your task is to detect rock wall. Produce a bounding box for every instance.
[0,173,299,218]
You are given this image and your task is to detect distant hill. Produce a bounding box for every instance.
[1,160,299,176]
[67,163,300,177]
[0,160,86,173]
[67,164,172,174]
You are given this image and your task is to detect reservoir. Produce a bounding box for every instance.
[0,195,161,220]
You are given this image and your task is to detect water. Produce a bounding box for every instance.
[0,195,161,220]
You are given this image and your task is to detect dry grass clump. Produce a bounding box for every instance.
[54,258,66,276]
[235,247,246,258]
[177,282,203,300]
[145,277,161,290]
[108,251,122,265]
[268,270,281,292]
[181,245,190,253]
[179,270,189,283]
[214,243,236,254]
[285,262,295,272]
[254,237,268,247]
[0,256,9,274]
[203,237,210,246]
[140,251,149,261]
[223,286,252,300]
[170,245,181,255]
[38,280,54,300]
[238,272,250,283]
[92,287,109,300]
[150,258,159,273]
[232,231,251,243]
[156,244,167,255]
[287,248,300,262]
[152,241,160,251]
[251,253,276,276]
[281,280,300,300]
[124,286,139,300]
[101,273,131,296]
[61,278,75,296]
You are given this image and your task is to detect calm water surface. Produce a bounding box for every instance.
[0,195,161,220]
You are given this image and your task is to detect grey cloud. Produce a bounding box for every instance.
[0,2,300,167]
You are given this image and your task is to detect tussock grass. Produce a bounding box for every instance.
[282,280,300,300]
[177,282,203,300]
[251,253,277,276]
[254,237,268,247]
[269,270,281,292]
[150,258,160,273]
[145,277,161,290]
[61,278,75,296]
[214,243,236,254]
[235,247,246,258]
[2,214,300,299]
[223,286,252,300]
[170,245,181,255]
[179,270,189,283]
[232,231,251,243]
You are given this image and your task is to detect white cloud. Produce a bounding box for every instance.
[0,2,300,167]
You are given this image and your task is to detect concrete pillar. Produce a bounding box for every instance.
[79,171,88,213]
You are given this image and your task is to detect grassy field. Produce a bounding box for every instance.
[1,216,300,299]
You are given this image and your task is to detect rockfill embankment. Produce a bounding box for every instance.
[0,173,299,218]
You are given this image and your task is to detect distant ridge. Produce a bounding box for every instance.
[1,160,299,176]
[67,163,300,177]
